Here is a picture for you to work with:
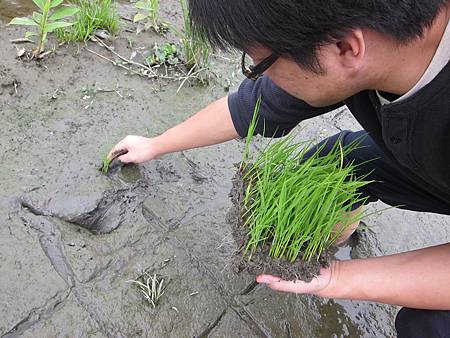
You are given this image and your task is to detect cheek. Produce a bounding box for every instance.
[268,64,320,93]
[266,66,343,106]
[265,70,306,97]
[269,73,322,100]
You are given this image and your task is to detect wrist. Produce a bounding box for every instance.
[317,258,373,301]
[150,134,169,158]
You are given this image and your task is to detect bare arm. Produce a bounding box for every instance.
[154,96,238,155]
[258,243,450,310]
[110,96,239,163]
[330,243,450,309]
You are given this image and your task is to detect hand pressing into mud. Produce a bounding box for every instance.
[256,261,337,297]
[109,135,160,164]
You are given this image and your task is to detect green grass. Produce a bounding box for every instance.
[241,101,372,262]
[55,0,119,42]
[178,0,210,70]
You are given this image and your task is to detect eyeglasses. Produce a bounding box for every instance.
[241,52,280,81]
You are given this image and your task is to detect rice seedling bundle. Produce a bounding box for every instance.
[240,99,372,263]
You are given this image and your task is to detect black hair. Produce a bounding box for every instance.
[189,0,448,72]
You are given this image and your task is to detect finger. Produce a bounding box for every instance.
[257,274,323,294]
[109,149,129,162]
[266,279,310,294]
[257,274,308,293]
[108,139,128,160]
[256,274,282,284]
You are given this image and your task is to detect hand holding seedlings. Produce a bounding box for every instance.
[234,98,372,283]
[256,265,333,296]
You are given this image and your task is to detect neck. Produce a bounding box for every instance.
[370,3,449,95]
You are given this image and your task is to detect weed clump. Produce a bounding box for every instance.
[56,0,120,42]
[147,42,180,66]
[239,99,372,264]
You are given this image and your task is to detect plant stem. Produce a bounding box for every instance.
[37,0,51,55]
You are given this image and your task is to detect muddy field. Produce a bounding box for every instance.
[1,2,450,337]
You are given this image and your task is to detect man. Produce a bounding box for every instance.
[110,1,450,336]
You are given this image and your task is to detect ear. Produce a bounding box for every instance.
[335,29,366,70]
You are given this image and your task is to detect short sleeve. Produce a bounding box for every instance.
[228,76,343,138]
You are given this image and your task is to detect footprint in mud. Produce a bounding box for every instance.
[20,187,144,234]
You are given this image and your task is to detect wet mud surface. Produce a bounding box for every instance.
[228,168,329,282]
[1,2,450,337]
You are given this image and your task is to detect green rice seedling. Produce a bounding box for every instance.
[9,0,79,57]
[240,96,262,170]
[101,156,111,174]
[55,0,119,42]
[127,273,166,308]
[133,0,162,33]
[99,149,127,174]
[177,0,210,70]
[240,104,372,263]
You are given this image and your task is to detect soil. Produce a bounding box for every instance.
[227,166,331,282]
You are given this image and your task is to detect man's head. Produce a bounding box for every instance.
[189,0,448,106]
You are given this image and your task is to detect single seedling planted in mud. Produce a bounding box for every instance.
[9,0,79,57]
[101,156,111,174]
[100,149,128,174]
[56,0,120,42]
[234,98,373,279]
[128,273,166,309]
